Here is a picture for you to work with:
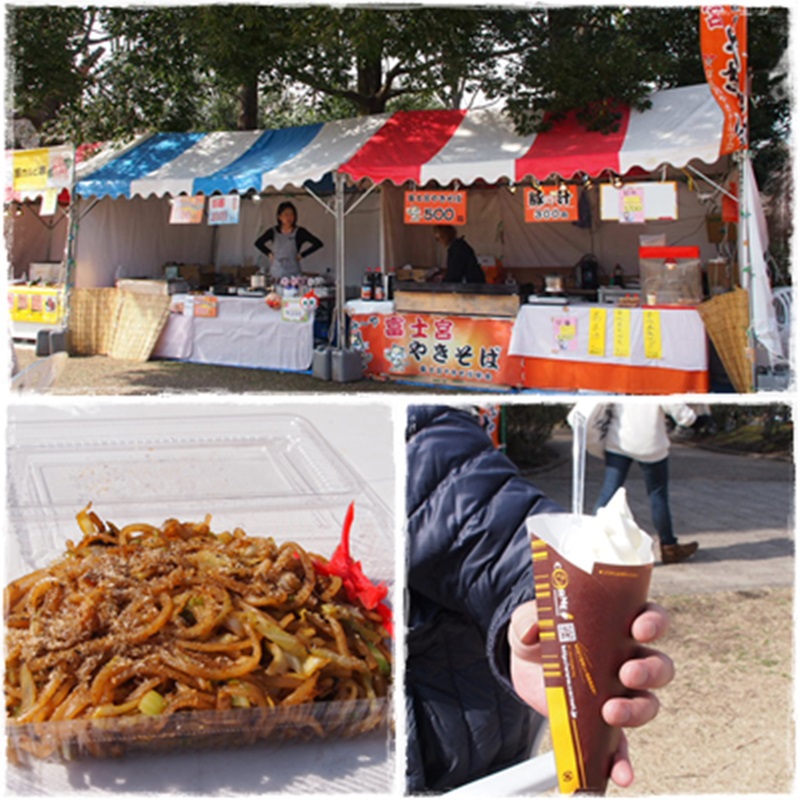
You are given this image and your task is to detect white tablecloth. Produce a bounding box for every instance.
[153,295,314,371]
[509,303,708,371]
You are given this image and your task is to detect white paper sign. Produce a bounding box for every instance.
[169,195,205,224]
[39,189,58,217]
[600,182,678,221]
[281,298,311,323]
[207,194,241,226]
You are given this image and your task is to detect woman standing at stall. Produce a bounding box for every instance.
[254,201,324,281]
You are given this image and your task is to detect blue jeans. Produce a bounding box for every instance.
[593,452,677,546]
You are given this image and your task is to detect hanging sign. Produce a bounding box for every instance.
[523,185,579,223]
[207,194,241,226]
[39,189,59,217]
[600,182,677,221]
[404,190,467,225]
[700,6,748,154]
[170,195,205,224]
[620,185,646,224]
[6,145,74,203]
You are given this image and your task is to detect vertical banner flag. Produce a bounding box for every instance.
[700,6,748,154]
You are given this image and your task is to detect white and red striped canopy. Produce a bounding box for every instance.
[339,83,725,185]
[70,83,725,199]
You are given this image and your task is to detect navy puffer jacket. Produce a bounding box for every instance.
[405,405,562,793]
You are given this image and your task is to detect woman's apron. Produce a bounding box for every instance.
[270,229,300,281]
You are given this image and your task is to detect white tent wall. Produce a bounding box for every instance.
[73,196,214,287]
[213,191,381,289]
[382,182,723,278]
[71,190,381,290]
[5,208,68,279]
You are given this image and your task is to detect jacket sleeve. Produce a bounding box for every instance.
[407,405,562,691]
[662,403,697,428]
[254,227,274,257]
[297,227,323,258]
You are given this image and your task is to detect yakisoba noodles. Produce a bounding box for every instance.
[5,505,391,728]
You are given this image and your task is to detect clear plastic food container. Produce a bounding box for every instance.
[5,411,394,766]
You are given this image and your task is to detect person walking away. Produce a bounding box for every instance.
[593,403,699,564]
[254,201,323,282]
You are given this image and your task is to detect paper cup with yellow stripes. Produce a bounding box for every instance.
[527,505,653,795]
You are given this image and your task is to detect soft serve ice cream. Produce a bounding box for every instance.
[533,488,654,574]
[526,490,654,794]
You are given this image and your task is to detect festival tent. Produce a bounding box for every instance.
[14,82,779,370]
[337,82,782,368]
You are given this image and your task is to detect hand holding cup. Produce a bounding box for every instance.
[510,599,674,788]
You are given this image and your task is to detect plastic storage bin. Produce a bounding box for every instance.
[638,246,703,306]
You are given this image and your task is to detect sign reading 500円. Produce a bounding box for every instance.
[404,191,467,225]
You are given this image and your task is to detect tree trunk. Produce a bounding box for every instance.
[237,76,259,130]
[356,55,386,115]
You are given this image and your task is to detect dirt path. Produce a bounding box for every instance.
[538,587,794,795]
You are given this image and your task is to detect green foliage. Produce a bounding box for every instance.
[705,404,793,455]
[503,404,570,468]
[5,2,791,197]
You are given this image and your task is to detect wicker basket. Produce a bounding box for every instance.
[67,288,170,362]
[107,291,171,362]
[67,289,120,356]
[697,288,753,393]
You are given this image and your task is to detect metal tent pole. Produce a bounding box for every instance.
[737,149,756,392]
[335,170,347,350]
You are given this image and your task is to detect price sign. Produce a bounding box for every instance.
[404,191,467,225]
[524,185,579,223]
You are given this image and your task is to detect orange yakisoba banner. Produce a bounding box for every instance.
[700,6,748,154]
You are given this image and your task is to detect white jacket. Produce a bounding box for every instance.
[604,403,697,463]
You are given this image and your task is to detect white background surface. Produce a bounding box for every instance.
[3,397,401,798]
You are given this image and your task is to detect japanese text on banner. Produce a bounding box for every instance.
[642,309,663,359]
[700,6,748,154]
[350,312,515,386]
[613,309,631,357]
[588,307,607,356]
[524,185,578,223]
[404,191,467,225]
[207,194,241,226]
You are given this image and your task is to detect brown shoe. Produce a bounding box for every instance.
[661,541,699,564]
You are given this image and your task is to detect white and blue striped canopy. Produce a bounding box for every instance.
[75,115,389,199]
